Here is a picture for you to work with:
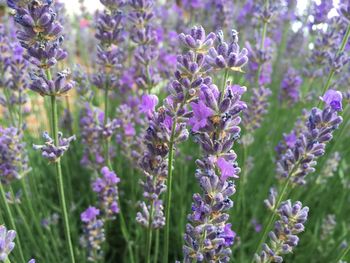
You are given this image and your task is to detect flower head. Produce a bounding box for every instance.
[321,89,343,111]
[140,94,159,117]
[188,101,214,132]
[81,206,100,223]
[0,225,16,261]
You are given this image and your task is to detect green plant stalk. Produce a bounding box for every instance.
[318,23,350,106]
[154,229,160,263]
[103,78,135,262]
[336,243,350,262]
[163,118,178,263]
[0,183,25,263]
[50,95,76,263]
[4,258,11,263]
[104,79,112,169]
[146,202,154,263]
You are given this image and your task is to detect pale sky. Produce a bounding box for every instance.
[59,0,337,16]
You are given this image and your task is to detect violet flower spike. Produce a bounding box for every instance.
[255,200,309,263]
[0,225,16,261]
[206,29,249,72]
[33,131,76,163]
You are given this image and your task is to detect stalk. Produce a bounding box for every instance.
[336,244,350,262]
[103,77,134,262]
[0,183,25,263]
[146,202,154,263]
[318,24,350,106]
[46,69,75,263]
[50,95,75,263]
[163,118,178,263]
[104,78,112,169]
[154,229,160,263]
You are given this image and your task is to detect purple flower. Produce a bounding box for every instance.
[321,89,343,111]
[279,67,303,105]
[255,200,309,263]
[179,25,216,53]
[0,126,30,184]
[0,225,16,261]
[188,101,214,132]
[276,101,343,185]
[33,132,76,163]
[92,167,120,219]
[80,206,100,223]
[140,94,159,117]
[80,206,105,261]
[220,224,236,246]
[217,157,239,181]
[206,30,249,72]
[284,131,297,148]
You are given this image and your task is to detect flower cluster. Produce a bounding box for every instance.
[80,206,105,262]
[242,85,272,136]
[245,37,273,86]
[79,103,105,169]
[276,91,343,185]
[9,0,73,96]
[33,131,76,163]
[279,67,303,105]
[136,26,216,229]
[0,126,29,184]
[206,30,248,72]
[0,225,16,261]
[183,82,247,262]
[92,166,120,219]
[317,152,341,184]
[320,214,336,241]
[255,200,309,263]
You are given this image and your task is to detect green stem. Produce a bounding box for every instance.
[0,183,25,263]
[104,81,112,169]
[154,229,159,263]
[146,203,154,263]
[103,78,134,262]
[50,94,75,263]
[318,24,350,106]
[118,199,135,263]
[4,258,11,263]
[336,244,350,262]
[163,118,178,263]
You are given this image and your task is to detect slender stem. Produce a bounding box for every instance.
[336,244,350,262]
[154,229,159,263]
[318,24,350,106]
[117,199,135,263]
[163,118,178,263]
[103,80,112,169]
[49,95,76,263]
[146,202,154,263]
[103,77,134,262]
[4,258,11,263]
[0,183,25,263]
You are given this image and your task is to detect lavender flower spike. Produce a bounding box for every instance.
[183,82,247,262]
[33,131,76,163]
[255,200,309,263]
[0,225,16,261]
[276,92,343,185]
[0,126,30,185]
[206,29,249,72]
[92,166,121,220]
[80,206,105,262]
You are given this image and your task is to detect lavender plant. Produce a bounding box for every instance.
[8,1,76,261]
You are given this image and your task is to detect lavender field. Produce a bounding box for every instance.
[1,0,350,262]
